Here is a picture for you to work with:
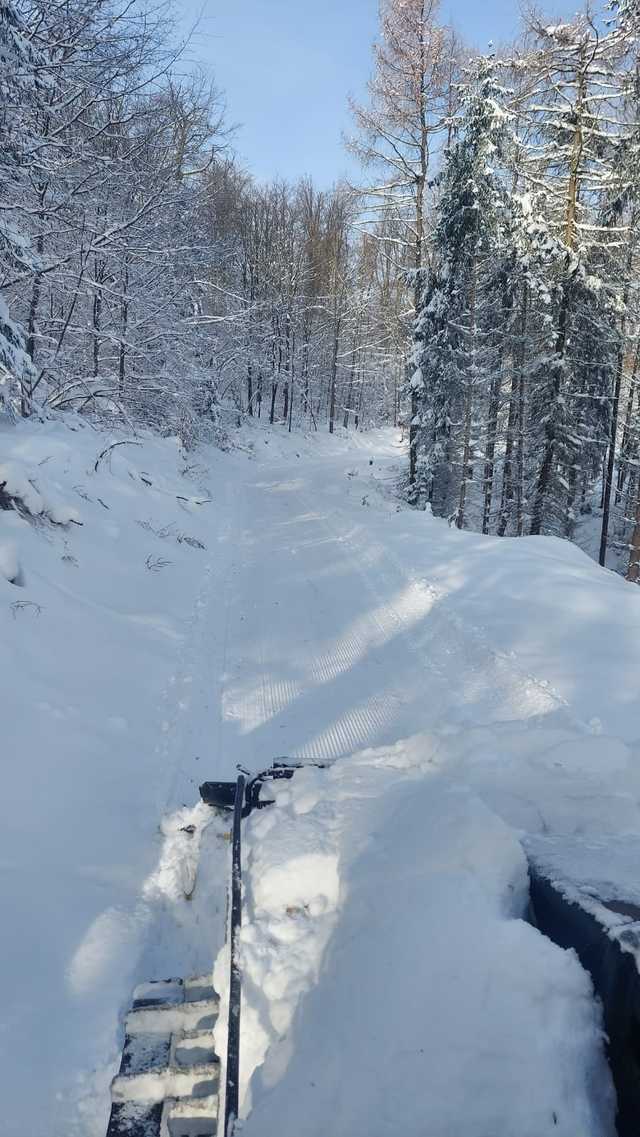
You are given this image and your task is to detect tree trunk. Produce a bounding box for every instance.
[343,337,357,429]
[599,236,634,565]
[118,260,129,399]
[627,492,640,582]
[456,256,477,529]
[329,316,340,434]
[93,278,102,379]
[288,329,295,433]
[599,342,624,565]
[530,276,570,535]
[25,179,48,370]
[482,322,504,536]
[565,463,578,539]
[498,281,527,538]
[615,353,638,505]
[409,3,429,487]
[301,316,311,420]
[247,362,254,416]
[516,352,527,537]
[269,382,278,424]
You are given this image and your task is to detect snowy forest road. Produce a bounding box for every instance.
[207,432,564,781]
[200,428,640,1137]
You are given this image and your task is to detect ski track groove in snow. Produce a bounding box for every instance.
[212,450,570,780]
[289,474,562,747]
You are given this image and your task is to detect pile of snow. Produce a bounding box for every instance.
[0,456,81,523]
[0,454,82,582]
[217,755,616,1137]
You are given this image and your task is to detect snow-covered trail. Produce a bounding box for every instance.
[207,429,640,1137]
[210,436,561,779]
[211,450,441,770]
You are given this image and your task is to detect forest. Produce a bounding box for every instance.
[2,0,640,575]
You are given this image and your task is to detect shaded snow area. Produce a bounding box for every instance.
[2,416,640,1135]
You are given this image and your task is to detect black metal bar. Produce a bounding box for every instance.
[529,868,640,1137]
[224,774,245,1137]
[200,761,328,818]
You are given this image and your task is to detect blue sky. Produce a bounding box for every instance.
[179,0,575,185]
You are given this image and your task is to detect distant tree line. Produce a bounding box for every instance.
[0,0,403,447]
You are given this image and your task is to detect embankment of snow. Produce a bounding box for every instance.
[217,751,615,1137]
[0,414,234,1137]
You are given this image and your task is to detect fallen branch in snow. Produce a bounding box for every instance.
[176,494,211,506]
[10,601,41,619]
[136,519,207,550]
[145,555,172,572]
[94,440,142,472]
[178,534,206,550]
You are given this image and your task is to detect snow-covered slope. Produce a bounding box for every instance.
[0,416,238,1136]
[2,416,639,1136]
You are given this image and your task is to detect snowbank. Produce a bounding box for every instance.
[221,753,615,1137]
[0,415,238,1136]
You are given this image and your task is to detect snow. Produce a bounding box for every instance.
[0,456,81,523]
[0,459,46,515]
[2,415,640,1136]
[526,832,640,948]
[0,415,234,1137]
[0,536,19,581]
[231,763,615,1137]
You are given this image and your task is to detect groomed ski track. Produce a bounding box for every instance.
[207,433,563,778]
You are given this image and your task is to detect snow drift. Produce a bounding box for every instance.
[215,754,616,1137]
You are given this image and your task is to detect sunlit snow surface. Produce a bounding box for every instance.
[2,415,639,1135]
[227,760,615,1137]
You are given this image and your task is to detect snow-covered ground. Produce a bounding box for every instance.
[2,415,640,1135]
[230,763,615,1137]
[0,416,238,1136]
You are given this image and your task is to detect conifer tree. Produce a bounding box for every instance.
[413,58,515,525]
